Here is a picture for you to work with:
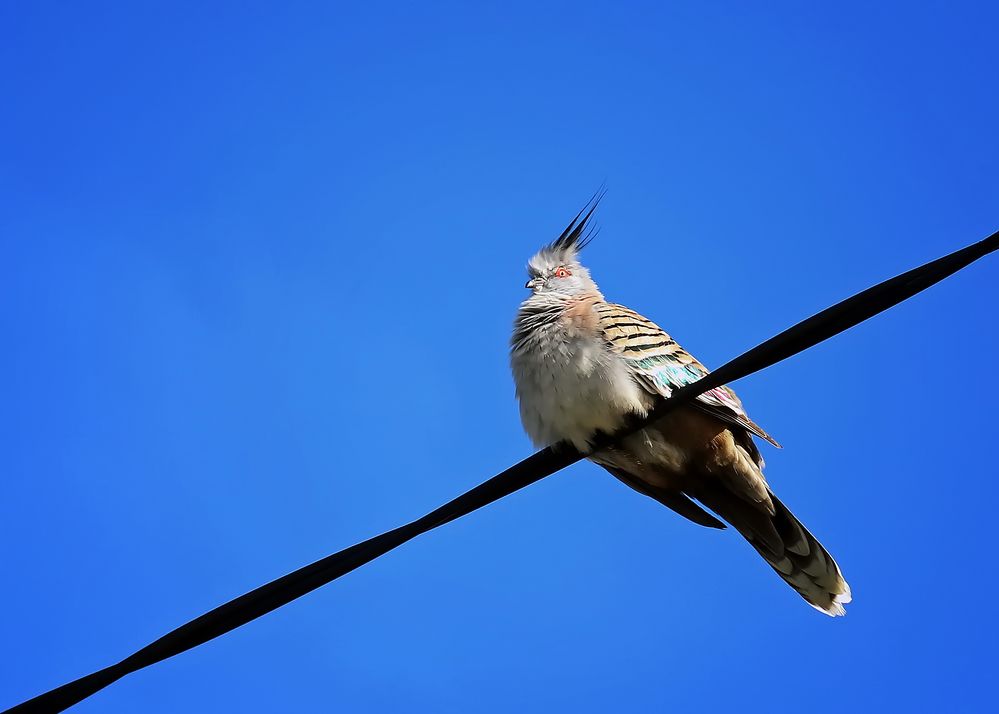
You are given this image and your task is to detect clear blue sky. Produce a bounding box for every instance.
[3,2,998,712]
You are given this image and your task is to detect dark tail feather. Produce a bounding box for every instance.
[764,494,852,615]
[698,487,852,616]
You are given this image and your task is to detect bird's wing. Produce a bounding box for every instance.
[600,463,727,529]
[595,302,781,448]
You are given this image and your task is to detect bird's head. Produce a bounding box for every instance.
[525,192,603,298]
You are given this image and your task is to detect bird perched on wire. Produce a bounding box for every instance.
[509,194,851,616]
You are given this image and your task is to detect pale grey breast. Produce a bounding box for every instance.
[510,295,651,451]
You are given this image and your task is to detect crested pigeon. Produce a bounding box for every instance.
[509,196,851,616]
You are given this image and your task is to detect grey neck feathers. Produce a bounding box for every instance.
[510,291,603,352]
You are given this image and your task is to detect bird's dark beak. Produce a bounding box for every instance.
[525,277,543,290]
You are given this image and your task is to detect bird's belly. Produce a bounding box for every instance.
[512,335,650,452]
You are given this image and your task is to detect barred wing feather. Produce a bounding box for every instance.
[595,303,781,448]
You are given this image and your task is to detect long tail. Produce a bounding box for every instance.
[700,487,852,616]
[763,494,851,615]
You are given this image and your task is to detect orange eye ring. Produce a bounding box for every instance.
[554,267,571,278]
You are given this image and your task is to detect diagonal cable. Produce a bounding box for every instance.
[6,228,998,714]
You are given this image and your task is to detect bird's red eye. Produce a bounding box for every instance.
[554,267,571,278]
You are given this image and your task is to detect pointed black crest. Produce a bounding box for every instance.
[548,187,606,255]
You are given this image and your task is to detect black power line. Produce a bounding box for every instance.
[6,228,998,714]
